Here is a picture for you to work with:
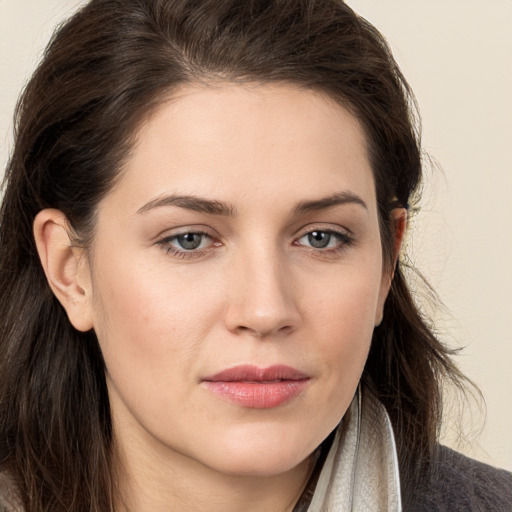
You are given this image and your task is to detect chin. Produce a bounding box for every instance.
[208,451,311,478]
[195,426,321,478]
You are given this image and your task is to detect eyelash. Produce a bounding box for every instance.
[157,231,217,258]
[157,227,354,259]
[294,228,354,254]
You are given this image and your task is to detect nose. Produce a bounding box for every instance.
[223,247,301,339]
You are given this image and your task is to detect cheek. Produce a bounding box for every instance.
[306,256,383,332]
[304,261,383,386]
[88,256,223,434]
[88,247,223,390]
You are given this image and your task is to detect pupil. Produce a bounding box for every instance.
[308,231,330,248]
[178,233,202,250]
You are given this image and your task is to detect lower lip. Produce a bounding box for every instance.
[202,380,309,408]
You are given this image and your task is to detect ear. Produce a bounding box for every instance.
[389,207,408,277]
[33,209,94,332]
[375,207,408,326]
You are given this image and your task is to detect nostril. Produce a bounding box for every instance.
[233,322,294,339]
[223,261,301,337]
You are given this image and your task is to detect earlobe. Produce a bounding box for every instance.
[33,209,93,332]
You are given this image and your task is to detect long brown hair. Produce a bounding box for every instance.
[0,0,467,509]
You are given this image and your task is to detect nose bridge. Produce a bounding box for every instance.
[225,237,300,338]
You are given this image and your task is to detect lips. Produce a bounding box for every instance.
[201,365,310,408]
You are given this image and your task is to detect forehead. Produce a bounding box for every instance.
[107,83,375,215]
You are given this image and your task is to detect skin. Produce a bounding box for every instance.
[35,83,406,512]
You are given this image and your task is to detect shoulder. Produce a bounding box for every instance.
[408,446,512,512]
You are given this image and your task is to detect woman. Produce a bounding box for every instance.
[0,0,510,510]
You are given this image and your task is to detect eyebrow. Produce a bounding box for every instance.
[137,190,367,216]
[137,194,237,216]
[295,191,368,214]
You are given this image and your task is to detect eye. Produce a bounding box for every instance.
[173,232,208,250]
[303,231,334,249]
[158,231,217,256]
[296,229,352,250]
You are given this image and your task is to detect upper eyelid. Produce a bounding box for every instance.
[294,223,353,238]
[156,225,352,239]
[161,229,212,239]
[162,232,211,242]
[296,229,352,245]
[298,228,349,238]
[155,225,218,241]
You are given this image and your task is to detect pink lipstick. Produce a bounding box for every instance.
[201,365,310,408]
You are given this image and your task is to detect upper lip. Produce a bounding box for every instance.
[203,364,309,382]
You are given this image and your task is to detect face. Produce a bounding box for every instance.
[79,84,394,477]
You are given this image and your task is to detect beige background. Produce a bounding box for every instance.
[1,0,511,471]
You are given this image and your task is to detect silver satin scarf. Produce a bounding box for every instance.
[306,387,402,512]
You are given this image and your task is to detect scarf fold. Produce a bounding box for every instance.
[305,386,402,512]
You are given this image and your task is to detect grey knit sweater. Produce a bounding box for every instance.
[408,446,512,511]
